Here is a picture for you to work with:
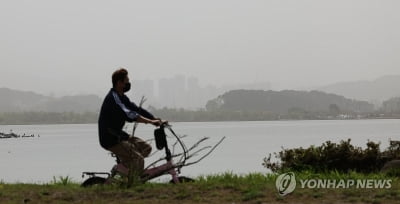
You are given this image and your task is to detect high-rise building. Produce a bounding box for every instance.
[130,79,155,106]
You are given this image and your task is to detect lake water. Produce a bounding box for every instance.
[1,119,399,183]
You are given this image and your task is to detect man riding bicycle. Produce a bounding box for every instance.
[98,68,166,178]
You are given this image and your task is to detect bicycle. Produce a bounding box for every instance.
[81,123,225,187]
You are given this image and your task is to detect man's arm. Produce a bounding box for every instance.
[123,95,168,125]
[125,98,156,120]
[136,115,163,126]
[112,91,139,122]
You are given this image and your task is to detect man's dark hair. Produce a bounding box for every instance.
[112,68,128,87]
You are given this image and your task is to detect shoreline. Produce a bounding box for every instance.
[1,117,400,126]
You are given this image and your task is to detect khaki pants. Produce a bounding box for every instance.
[107,137,152,175]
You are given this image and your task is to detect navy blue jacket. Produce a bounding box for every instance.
[98,88,155,149]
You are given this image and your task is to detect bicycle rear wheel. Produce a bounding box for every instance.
[81,177,107,187]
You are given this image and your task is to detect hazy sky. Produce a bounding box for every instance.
[1,0,399,96]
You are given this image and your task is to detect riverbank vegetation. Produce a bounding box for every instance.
[263,139,400,174]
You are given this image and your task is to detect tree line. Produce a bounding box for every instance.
[1,90,400,125]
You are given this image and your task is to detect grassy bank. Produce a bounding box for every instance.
[1,172,400,204]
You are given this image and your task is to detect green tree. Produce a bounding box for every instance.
[329,104,340,115]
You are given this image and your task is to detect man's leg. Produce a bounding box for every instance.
[107,141,145,175]
[128,137,152,157]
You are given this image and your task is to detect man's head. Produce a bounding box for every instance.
[112,68,131,93]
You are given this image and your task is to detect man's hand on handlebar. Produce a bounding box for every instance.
[137,115,168,126]
[151,119,168,127]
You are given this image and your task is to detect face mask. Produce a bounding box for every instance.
[123,82,131,92]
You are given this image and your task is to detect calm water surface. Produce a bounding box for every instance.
[0,119,399,183]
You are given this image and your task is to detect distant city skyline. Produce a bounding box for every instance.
[130,75,271,109]
[2,74,400,110]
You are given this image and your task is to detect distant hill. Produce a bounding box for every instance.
[316,75,400,103]
[0,88,102,113]
[205,90,374,114]
[0,88,51,112]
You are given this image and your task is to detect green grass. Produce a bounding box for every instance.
[0,171,399,203]
[52,176,74,186]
